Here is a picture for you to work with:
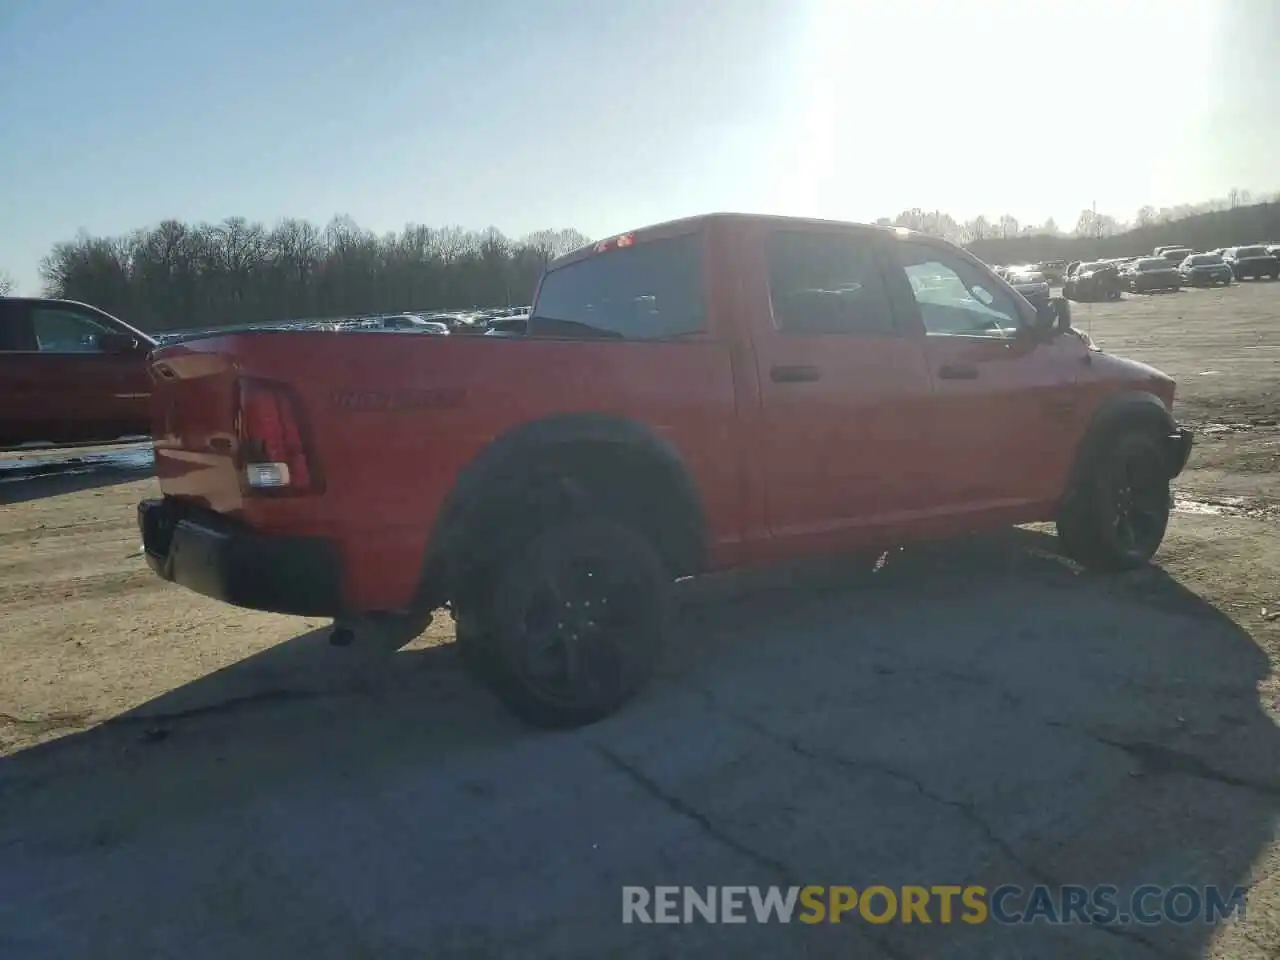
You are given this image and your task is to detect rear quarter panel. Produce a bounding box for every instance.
[174,331,741,611]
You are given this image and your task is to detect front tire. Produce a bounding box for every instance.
[483,517,673,728]
[1057,431,1172,571]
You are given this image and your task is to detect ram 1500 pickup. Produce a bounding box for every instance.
[138,214,1193,727]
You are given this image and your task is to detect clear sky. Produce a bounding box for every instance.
[2,0,1278,293]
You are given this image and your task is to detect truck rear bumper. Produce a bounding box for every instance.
[138,498,344,617]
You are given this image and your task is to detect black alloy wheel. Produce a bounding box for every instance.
[486,517,671,727]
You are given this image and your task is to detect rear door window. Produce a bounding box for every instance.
[530,232,704,340]
[766,230,898,335]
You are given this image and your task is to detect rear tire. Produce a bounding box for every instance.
[453,607,499,684]
[483,517,672,728]
[1057,431,1172,572]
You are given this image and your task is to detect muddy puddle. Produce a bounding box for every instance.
[1191,419,1279,435]
[1173,494,1278,521]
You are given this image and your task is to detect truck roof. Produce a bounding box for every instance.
[547,212,920,272]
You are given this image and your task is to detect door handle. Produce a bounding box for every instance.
[938,363,979,380]
[770,364,821,383]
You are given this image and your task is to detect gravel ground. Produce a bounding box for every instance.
[2,282,1279,959]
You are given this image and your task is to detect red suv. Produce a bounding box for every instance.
[0,297,156,447]
[138,214,1193,726]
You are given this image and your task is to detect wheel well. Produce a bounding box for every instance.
[1067,399,1175,497]
[420,439,707,611]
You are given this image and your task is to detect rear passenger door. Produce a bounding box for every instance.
[750,227,936,552]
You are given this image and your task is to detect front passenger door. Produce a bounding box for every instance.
[23,304,150,444]
[884,240,1080,511]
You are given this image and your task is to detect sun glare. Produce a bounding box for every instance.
[764,0,1220,227]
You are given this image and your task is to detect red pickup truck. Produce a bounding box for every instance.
[138,214,1193,726]
[1,297,156,447]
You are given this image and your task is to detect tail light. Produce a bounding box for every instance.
[236,377,321,494]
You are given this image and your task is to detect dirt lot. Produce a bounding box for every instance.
[2,284,1279,959]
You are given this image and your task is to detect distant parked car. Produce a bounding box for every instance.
[387,314,451,333]
[0,297,157,447]
[1063,261,1122,301]
[1037,260,1067,284]
[1006,270,1051,310]
[1222,245,1280,280]
[1158,247,1194,265]
[1178,253,1233,286]
[1127,258,1182,293]
[485,314,530,335]
[1153,244,1189,257]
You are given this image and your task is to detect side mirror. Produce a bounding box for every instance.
[98,331,142,354]
[1031,296,1071,339]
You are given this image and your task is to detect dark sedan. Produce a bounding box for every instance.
[1127,258,1182,293]
[1178,253,1233,286]
[1063,261,1122,301]
[1223,245,1280,280]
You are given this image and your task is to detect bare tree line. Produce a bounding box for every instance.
[21,187,1280,330]
[884,188,1280,245]
[37,216,590,332]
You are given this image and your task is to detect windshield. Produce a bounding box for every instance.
[1082,262,1110,271]
[1237,246,1268,258]
[1138,259,1169,271]
[1188,254,1222,265]
[1010,272,1046,284]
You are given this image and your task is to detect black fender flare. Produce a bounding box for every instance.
[416,413,708,608]
[1062,392,1181,505]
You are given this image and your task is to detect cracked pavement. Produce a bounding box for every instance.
[3,515,1279,959]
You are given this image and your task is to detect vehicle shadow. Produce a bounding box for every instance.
[0,444,154,505]
[0,467,152,505]
[1,527,1275,959]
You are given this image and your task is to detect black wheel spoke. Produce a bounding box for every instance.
[512,550,649,708]
[1113,450,1168,554]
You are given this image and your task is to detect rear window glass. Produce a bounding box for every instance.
[1188,254,1222,265]
[530,233,704,340]
[1137,259,1168,270]
[1237,246,1268,258]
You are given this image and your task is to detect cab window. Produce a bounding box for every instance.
[31,307,112,352]
[530,233,704,340]
[767,230,898,335]
[899,245,1022,339]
